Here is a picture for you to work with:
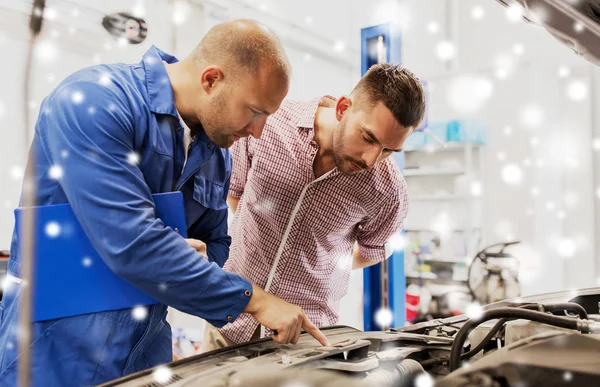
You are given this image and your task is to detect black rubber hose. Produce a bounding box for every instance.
[542,303,588,319]
[421,356,449,368]
[449,308,581,371]
[460,317,508,360]
[460,303,587,360]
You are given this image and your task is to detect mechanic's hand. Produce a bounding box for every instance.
[244,284,330,347]
[185,238,207,257]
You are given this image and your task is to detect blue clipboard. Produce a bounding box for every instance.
[14,192,188,322]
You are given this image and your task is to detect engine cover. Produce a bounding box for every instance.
[437,332,600,387]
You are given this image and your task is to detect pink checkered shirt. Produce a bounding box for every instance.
[219,97,409,343]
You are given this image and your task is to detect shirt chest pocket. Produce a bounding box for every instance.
[192,173,228,211]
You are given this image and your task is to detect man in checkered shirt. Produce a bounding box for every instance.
[202,64,426,350]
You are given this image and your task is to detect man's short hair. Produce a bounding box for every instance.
[352,64,426,130]
[194,19,291,80]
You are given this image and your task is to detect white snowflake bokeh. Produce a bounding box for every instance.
[512,43,525,56]
[470,181,482,196]
[427,21,439,34]
[435,40,455,61]
[566,80,588,101]
[132,0,146,17]
[501,164,523,185]
[466,302,483,320]
[494,54,515,79]
[530,187,539,197]
[127,152,141,165]
[446,75,493,114]
[117,37,129,48]
[10,166,24,180]
[132,306,148,321]
[152,366,172,383]
[557,238,576,258]
[535,158,545,168]
[333,41,345,53]
[503,126,512,135]
[45,221,61,238]
[573,21,585,33]
[71,91,84,105]
[82,256,93,268]
[546,201,556,211]
[563,371,573,382]
[35,40,57,62]
[99,73,112,86]
[558,66,571,78]
[374,307,393,328]
[414,373,435,387]
[387,233,406,252]
[44,7,58,20]
[505,5,523,23]
[49,165,64,180]
[471,6,485,20]
[495,67,509,79]
[520,105,544,129]
[497,152,506,161]
[172,0,189,26]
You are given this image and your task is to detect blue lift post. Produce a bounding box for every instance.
[361,23,407,331]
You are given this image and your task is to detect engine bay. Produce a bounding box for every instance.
[102,289,600,387]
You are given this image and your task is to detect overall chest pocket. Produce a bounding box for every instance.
[192,173,228,211]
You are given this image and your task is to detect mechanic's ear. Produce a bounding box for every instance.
[201,66,224,94]
[335,95,352,121]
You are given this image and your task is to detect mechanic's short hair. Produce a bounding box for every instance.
[193,19,291,80]
[352,64,426,130]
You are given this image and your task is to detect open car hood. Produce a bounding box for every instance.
[495,0,600,65]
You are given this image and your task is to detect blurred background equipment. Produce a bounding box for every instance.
[468,241,521,304]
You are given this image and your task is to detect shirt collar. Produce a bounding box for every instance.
[142,45,179,117]
[297,95,337,132]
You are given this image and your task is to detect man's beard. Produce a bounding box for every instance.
[199,93,232,148]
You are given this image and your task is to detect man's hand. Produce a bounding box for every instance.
[185,238,207,257]
[244,284,330,346]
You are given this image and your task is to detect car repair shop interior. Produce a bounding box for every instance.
[1,0,600,386]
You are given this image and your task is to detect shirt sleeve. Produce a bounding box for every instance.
[228,136,253,198]
[356,178,409,262]
[38,80,252,327]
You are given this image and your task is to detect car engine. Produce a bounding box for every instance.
[101,288,600,387]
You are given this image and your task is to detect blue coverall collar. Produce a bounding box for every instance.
[142,45,179,117]
[142,46,215,148]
